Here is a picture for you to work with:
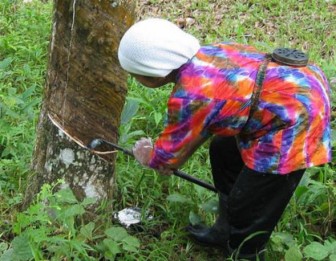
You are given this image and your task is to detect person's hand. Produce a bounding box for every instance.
[132,137,173,176]
[132,137,153,166]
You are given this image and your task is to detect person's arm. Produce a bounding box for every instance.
[148,96,223,171]
[159,133,208,169]
[132,134,207,175]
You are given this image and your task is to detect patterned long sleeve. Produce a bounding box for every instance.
[149,42,331,174]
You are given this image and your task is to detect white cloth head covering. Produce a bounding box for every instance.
[118,18,200,77]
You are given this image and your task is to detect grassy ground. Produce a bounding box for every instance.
[0,0,335,260]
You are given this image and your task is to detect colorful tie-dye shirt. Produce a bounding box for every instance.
[148,43,331,174]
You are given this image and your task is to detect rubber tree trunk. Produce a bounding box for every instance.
[23,0,136,208]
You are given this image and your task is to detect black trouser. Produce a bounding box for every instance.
[209,136,305,255]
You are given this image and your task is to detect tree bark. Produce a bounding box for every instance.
[23,0,136,208]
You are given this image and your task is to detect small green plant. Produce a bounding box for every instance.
[270,233,336,261]
[98,227,140,260]
[0,180,140,261]
[303,240,336,261]
[270,166,336,261]
[119,96,145,146]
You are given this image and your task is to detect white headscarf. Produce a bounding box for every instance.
[118,18,200,77]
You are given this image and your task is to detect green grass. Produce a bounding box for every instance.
[0,0,335,260]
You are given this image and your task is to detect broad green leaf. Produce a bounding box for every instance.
[272,232,295,247]
[285,246,303,261]
[121,99,140,125]
[324,240,336,254]
[303,242,329,261]
[119,130,145,144]
[167,193,192,204]
[21,85,36,99]
[69,239,93,256]
[103,238,121,258]
[63,204,85,217]
[128,130,145,137]
[46,235,68,245]
[13,212,32,233]
[1,107,21,119]
[201,199,218,213]
[12,235,34,261]
[80,222,95,241]
[295,186,309,200]
[189,211,202,226]
[330,254,336,261]
[25,226,49,244]
[154,111,163,126]
[81,197,97,206]
[0,248,15,261]
[122,236,140,252]
[38,184,53,201]
[105,227,129,242]
[125,130,145,140]
[0,58,13,70]
[63,216,75,233]
[0,243,8,253]
[55,189,78,204]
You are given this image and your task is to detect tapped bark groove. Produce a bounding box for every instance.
[23,0,136,209]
